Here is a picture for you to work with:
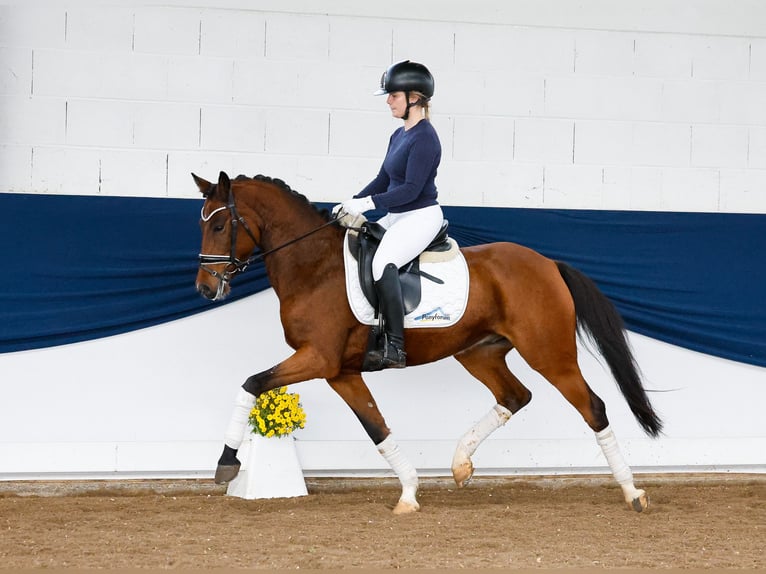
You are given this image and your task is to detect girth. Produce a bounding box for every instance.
[348,220,450,313]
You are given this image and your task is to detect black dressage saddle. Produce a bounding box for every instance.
[347,220,451,315]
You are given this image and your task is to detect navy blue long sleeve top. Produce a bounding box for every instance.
[354,119,441,213]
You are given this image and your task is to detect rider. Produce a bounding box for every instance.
[333,60,444,369]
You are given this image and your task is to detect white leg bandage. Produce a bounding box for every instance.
[595,425,633,485]
[377,435,419,508]
[223,388,256,450]
[455,404,512,461]
[595,425,644,504]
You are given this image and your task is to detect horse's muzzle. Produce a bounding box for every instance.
[196,281,217,300]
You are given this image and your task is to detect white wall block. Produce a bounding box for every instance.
[66,99,134,147]
[632,123,691,167]
[454,24,512,72]
[264,108,329,155]
[200,9,265,58]
[543,164,604,208]
[625,166,664,210]
[167,55,234,104]
[329,17,392,66]
[0,4,65,50]
[201,104,265,153]
[691,124,749,169]
[329,110,394,158]
[514,118,573,164]
[750,39,766,82]
[574,30,635,77]
[483,72,545,118]
[294,155,379,202]
[0,145,31,191]
[634,35,693,79]
[167,150,237,198]
[430,66,487,116]
[546,76,663,122]
[660,80,720,124]
[33,49,169,101]
[574,120,634,165]
[600,166,632,209]
[392,21,455,70]
[99,149,168,197]
[298,61,376,111]
[233,59,300,107]
[748,126,766,169]
[64,6,134,52]
[0,47,32,96]
[31,146,101,195]
[660,167,720,212]
[720,82,766,126]
[0,96,65,145]
[691,36,751,81]
[481,163,544,207]
[265,13,329,61]
[133,102,200,150]
[719,169,766,213]
[603,166,667,211]
[452,116,514,162]
[134,7,201,56]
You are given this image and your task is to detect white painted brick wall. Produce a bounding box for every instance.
[0,47,32,95]
[0,1,764,213]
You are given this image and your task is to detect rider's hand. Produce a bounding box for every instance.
[332,196,375,217]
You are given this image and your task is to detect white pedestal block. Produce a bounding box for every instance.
[226,434,308,500]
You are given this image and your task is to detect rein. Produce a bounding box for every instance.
[198,185,339,296]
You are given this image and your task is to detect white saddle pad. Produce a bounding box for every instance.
[343,231,470,328]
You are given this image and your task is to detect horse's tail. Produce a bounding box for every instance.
[556,261,663,437]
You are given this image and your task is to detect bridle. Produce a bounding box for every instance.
[198,184,339,298]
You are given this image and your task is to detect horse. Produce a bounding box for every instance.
[193,170,663,514]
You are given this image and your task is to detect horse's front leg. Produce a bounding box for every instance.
[328,373,420,514]
[214,346,337,485]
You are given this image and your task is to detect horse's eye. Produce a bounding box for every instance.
[213,224,225,232]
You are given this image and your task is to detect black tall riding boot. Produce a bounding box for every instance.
[374,263,407,369]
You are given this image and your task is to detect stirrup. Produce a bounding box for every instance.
[381,340,406,369]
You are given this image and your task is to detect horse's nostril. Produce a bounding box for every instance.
[197,282,214,300]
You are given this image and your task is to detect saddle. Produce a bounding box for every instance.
[347,220,452,314]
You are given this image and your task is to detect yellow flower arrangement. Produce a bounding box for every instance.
[248,386,307,438]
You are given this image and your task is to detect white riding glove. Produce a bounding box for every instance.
[332,196,375,217]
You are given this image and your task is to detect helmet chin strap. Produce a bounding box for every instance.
[403,91,418,121]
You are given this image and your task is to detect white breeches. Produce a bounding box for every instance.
[373,204,444,280]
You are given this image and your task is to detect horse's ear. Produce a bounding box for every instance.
[191,173,212,196]
[217,171,231,194]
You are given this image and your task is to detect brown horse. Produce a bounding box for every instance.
[193,171,662,514]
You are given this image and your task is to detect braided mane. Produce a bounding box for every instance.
[234,174,330,220]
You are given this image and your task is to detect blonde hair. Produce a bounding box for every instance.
[410,91,431,119]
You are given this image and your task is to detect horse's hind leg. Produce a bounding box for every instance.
[533,356,649,512]
[452,338,532,487]
[328,373,419,514]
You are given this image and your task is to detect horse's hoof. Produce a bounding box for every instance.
[392,499,420,514]
[629,491,649,513]
[452,461,474,488]
[214,463,241,485]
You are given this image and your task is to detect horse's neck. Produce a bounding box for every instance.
[249,194,342,297]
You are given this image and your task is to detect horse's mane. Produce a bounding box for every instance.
[234,174,330,221]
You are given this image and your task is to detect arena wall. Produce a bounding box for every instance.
[1,0,764,479]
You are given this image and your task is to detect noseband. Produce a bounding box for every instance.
[198,185,339,298]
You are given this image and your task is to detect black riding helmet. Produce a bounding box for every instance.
[374,60,435,99]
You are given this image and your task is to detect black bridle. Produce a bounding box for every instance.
[198,184,339,298]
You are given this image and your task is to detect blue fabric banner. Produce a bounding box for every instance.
[2,193,764,367]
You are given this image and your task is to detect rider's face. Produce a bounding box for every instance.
[386,91,412,119]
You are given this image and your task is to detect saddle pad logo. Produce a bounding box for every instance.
[343,233,470,329]
[412,307,451,323]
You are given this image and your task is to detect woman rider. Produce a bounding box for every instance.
[333,60,444,369]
